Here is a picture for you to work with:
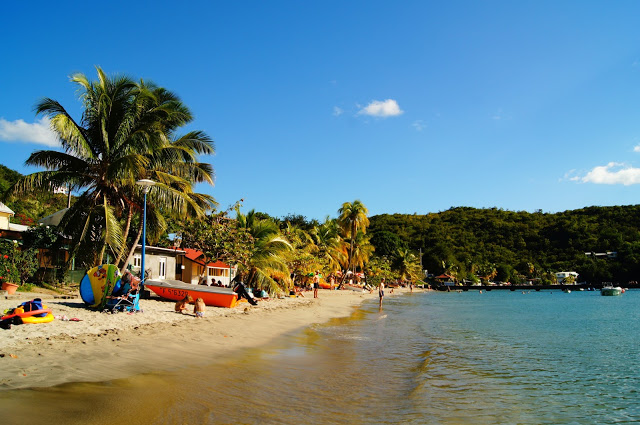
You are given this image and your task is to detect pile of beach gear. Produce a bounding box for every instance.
[0,298,54,329]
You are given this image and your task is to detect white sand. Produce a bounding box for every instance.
[0,288,411,390]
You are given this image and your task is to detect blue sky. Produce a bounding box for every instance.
[3,1,640,221]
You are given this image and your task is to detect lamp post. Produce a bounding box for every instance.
[136,179,156,288]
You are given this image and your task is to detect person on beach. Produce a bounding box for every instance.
[194,297,206,318]
[313,271,320,298]
[233,280,258,306]
[175,295,193,313]
[379,278,385,307]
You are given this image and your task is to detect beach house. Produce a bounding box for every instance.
[0,201,29,239]
[555,271,579,284]
[181,248,237,286]
[130,245,186,281]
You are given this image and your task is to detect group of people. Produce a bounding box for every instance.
[175,295,206,318]
[198,277,226,287]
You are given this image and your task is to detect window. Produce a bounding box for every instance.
[210,268,229,277]
[133,255,141,268]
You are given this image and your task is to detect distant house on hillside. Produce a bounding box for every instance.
[555,271,579,284]
[181,248,237,286]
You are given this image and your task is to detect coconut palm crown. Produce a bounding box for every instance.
[12,67,215,267]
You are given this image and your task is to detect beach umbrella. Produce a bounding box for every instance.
[79,264,122,309]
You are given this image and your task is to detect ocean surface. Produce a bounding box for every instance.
[2,289,640,424]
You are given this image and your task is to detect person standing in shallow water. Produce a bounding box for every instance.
[313,271,320,298]
[379,278,385,308]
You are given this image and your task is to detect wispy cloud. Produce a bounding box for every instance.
[491,108,511,121]
[0,117,59,147]
[358,99,403,118]
[333,106,343,116]
[412,120,426,131]
[633,144,640,152]
[574,162,640,185]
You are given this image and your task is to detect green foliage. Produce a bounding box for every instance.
[17,282,35,292]
[280,214,319,232]
[370,206,640,284]
[0,164,22,194]
[1,164,72,224]
[371,230,407,258]
[22,225,61,249]
[180,211,253,267]
[0,240,21,284]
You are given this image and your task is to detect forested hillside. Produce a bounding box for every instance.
[370,206,640,284]
[0,164,70,225]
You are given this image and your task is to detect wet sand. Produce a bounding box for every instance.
[0,288,407,390]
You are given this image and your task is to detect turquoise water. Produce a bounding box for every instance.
[2,289,640,424]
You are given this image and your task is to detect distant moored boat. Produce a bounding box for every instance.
[600,285,623,296]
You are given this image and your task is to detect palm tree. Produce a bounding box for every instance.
[12,67,215,268]
[236,210,293,294]
[349,230,374,272]
[337,200,370,281]
[392,248,421,281]
[312,217,347,273]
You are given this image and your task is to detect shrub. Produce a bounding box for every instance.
[0,240,21,284]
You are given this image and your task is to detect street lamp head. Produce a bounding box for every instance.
[136,179,156,194]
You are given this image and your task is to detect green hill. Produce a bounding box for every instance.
[370,206,640,284]
[0,164,70,225]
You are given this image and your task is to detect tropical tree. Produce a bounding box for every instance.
[392,248,422,281]
[349,230,375,273]
[179,205,254,281]
[311,217,347,273]
[236,210,293,293]
[337,200,370,279]
[11,67,215,269]
[281,221,317,285]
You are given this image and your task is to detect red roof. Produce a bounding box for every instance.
[182,248,232,268]
[435,274,454,279]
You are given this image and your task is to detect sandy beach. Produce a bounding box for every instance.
[0,288,409,390]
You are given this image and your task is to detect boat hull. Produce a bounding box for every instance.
[601,286,623,296]
[145,280,238,308]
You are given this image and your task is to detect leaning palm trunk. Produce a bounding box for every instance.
[121,218,144,274]
[116,207,134,269]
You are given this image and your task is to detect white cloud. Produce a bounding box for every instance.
[333,106,343,116]
[633,144,640,152]
[0,117,59,147]
[412,120,426,131]
[358,99,403,118]
[578,162,640,185]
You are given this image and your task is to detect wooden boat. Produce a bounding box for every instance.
[601,285,623,296]
[145,279,238,308]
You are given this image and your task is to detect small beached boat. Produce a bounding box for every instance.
[601,285,623,296]
[145,279,238,308]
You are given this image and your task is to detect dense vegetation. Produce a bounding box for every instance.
[0,164,70,225]
[4,156,640,286]
[370,206,640,284]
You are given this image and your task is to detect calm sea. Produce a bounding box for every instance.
[2,289,640,424]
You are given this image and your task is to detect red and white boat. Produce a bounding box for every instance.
[144,279,238,308]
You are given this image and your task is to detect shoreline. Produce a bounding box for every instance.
[0,288,412,390]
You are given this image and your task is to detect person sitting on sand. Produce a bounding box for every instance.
[193,297,205,318]
[233,280,258,306]
[175,295,193,313]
